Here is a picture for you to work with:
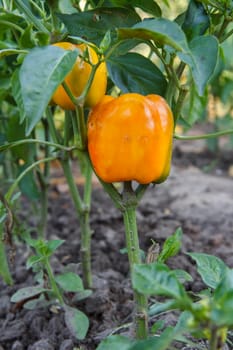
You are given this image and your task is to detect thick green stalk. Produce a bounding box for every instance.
[122,182,148,339]
[80,159,93,288]
[209,327,218,350]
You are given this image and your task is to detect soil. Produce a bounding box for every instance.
[0,136,233,350]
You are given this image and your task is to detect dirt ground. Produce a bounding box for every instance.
[0,136,233,350]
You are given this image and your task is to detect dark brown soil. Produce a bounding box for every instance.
[0,139,233,350]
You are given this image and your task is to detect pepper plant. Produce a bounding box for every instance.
[0,0,233,348]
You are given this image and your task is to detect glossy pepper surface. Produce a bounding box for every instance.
[52,42,107,110]
[87,93,174,184]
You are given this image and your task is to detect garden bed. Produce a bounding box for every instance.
[0,141,233,350]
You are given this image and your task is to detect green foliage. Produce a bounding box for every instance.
[17,46,78,135]
[64,305,89,340]
[10,286,50,302]
[158,227,183,263]
[58,7,141,45]
[55,272,84,292]
[181,0,210,41]
[118,18,189,51]
[96,335,134,350]
[1,1,233,347]
[188,252,227,289]
[107,52,167,95]
[132,262,188,301]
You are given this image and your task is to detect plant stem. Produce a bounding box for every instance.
[122,182,148,339]
[37,119,50,239]
[0,139,75,153]
[80,161,93,289]
[5,156,56,201]
[209,327,218,350]
[44,258,64,305]
[48,107,93,289]
[174,128,233,141]
[61,157,93,289]
[0,223,13,285]
[80,158,93,288]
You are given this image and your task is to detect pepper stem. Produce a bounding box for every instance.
[122,182,148,339]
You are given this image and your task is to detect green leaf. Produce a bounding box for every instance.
[214,268,233,300]
[58,7,140,46]
[64,306,89,340]
[212,269,233,326]
[173,269,193,283]
[55,272,84,292]
[0,9,26,30]
[158,227,183,263]
[132,262,186,300]
[97,335,134,350]
[149,300,177,316]
[182,0,210,41]
[110,0,161,17]
[46,239,65,254]
[183,84,208,126]
[129,0,161,17]
[109,38,142,57]
[188,252,227,289]
[118,18,190,52]
[107,52,167,95]
[73,289,92,301]
[11,286,49,302]
[11,69,26,123]
[129,327,175,350]
[26,255,44,269]
[179,35,219,95]
[6,114,32,161]
[17,163,39,200]
[19,46,78,135]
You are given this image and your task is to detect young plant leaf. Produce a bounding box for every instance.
[158,227,183,263]
[212,269,233,326]
[19,46,78,135]
[107,52,167,96]
[11,286,49,302]
[173,269,193,283]
[118,18,190,52]
[132,262,186,300]
[64,306,89,340]
[46,239,65,254]
[97,335,134,350]
[58,7,140,45]
[55,272,84,292]
[129,327,175,350]
[26,255,44,269]
[187,252,227,289]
